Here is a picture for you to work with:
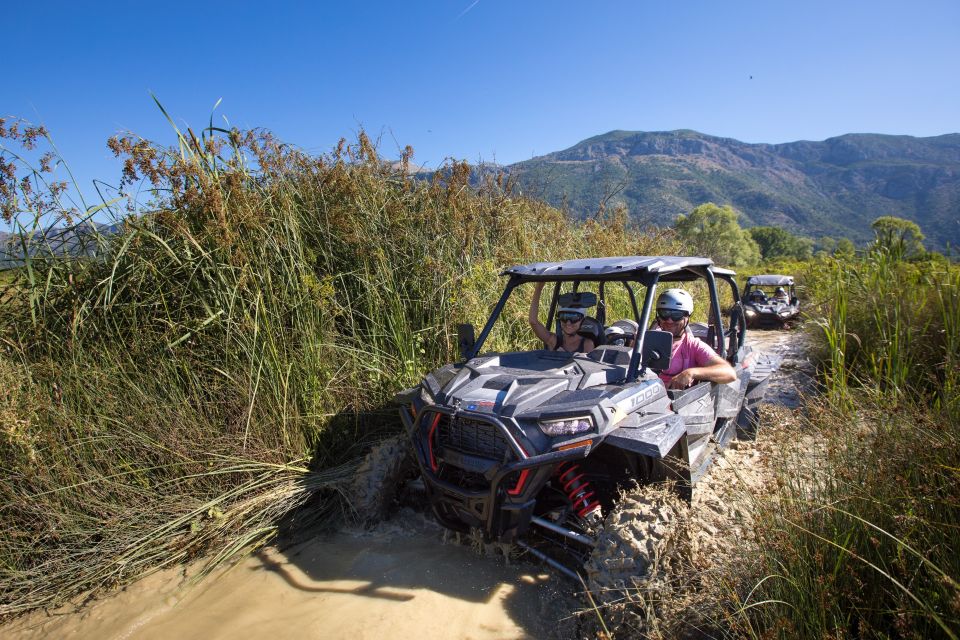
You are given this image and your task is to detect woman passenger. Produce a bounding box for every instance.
[528,282,596,353]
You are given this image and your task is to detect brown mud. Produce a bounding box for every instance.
[3,329,811,640]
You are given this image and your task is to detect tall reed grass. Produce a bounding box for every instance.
[728,252,960,639]
[0,117,677,615]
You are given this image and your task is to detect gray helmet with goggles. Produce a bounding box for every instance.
[656,289,693,322]
[656,289,693,313]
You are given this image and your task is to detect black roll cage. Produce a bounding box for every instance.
[464,267,743,383]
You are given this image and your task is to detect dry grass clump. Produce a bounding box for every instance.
[0,115,679,616]
[717,254,960,639]
[723,396,960,639]
[623,405,807,640]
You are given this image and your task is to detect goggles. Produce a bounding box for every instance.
[557,312,584,323]
[656,309,688,322]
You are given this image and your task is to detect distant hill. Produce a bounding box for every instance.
[504,130,960,251]
[0,222,122,268]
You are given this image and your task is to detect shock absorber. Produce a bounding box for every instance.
[554,462,602,524]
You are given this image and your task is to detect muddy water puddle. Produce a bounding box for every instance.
[4,330,808,640]
[6,512,571,640]
[747,327,815,407]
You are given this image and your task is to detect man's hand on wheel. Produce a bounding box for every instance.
[669,370,696,389]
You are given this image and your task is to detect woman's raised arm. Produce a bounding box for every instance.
[528,282,555,348]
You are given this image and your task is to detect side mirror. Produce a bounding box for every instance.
[641,329,673,371]
[457,323,476,360]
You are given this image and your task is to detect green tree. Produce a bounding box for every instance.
[749,226,813,261]
[674,202,760,267]
[834,237,856,259]
[870,216,925,260]
[795,236,814,261]
[814,236,837,259]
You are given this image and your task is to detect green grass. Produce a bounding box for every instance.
[724,252,960,639]
[0,119,679,615]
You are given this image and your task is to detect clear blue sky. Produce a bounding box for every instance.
[3,0,958,221]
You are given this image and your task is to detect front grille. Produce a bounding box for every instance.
[437,466,488,491]
[437,415,510,461]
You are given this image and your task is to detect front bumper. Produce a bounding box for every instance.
[747,312,791,328]
[400,405,590,542]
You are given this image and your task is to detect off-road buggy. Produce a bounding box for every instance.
[742,274,800,329]
[394,256,782,582]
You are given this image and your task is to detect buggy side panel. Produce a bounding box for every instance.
[670,382,714,436]
[736,351,785,439]
[604,414,686,459]
[748,351,784,386]
[713,366,751,419]
[669,382,716,468]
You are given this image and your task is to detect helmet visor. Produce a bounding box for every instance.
[656,309,688,322]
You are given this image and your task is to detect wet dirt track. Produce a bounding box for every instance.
[3,330,809,640]
[746,327,815,408]
[5,514,569,640]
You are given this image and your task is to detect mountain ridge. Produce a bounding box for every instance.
[505,130,960,251]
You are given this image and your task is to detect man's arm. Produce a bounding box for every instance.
[668,339,737,389]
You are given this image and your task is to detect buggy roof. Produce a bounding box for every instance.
[502,256,736,282]
[746,274,794,286]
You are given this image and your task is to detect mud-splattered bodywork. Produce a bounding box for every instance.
[399,349,680,540]
[397,256,782,543]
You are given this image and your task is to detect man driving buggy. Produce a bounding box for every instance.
[654,289,737,390]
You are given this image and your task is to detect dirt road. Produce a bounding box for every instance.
[4,330,810,640]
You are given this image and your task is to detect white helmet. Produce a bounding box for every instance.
[656,289,693,314]
[607,319,638,336]
[604,319,639,346]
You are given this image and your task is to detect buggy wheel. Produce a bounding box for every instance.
[583,483,688,638]
[346,434,416,525]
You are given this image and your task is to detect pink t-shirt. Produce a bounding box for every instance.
[658,330,718,386]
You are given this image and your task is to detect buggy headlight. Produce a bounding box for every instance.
[745,309,756,317]
[538,415,594,436]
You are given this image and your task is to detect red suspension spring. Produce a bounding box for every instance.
[554,462,601,521]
